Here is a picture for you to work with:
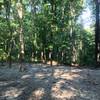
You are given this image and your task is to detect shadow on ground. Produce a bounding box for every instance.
[0,63,100,100]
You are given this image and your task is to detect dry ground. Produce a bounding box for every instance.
[0,63,100,100]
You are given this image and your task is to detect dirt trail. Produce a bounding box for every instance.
[0,63,100,100]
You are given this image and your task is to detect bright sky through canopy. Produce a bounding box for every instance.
[78,0,93,29]
[81,7,92,29]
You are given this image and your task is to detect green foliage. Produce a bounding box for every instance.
[0,0,95,66]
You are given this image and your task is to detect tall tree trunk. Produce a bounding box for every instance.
[17,0,25,71]
[4,0,13,68]
[49,51,52,66]
[8,39,13,68]
[95,2,100,66]
[42,48,46,63]
[69,3,77,66]
[19,24,24,71]
[50,0,56,66]
[30,0,36,62]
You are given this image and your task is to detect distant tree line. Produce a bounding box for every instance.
[0,0,97,70]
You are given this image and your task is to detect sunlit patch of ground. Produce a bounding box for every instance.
[0,63,100,100]
[53,68,82,80]
[29,88,45,100]
[47,60,58,65]
[51,80,77,99]
[1,87,24,100]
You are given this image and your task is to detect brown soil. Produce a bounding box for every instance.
[0,63,100,100]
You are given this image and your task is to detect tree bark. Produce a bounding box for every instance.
[95,2,100,66]
[17,0,25,71]
[4,0,13,68]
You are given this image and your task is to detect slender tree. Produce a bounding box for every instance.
[16,0,25,71]
[95,0,100,66]
[4,0,13,67]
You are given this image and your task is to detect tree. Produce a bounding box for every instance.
[4,0,13,67]
[16,0,25,71]
[95,0,100,66]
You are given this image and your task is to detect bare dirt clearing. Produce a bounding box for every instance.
[0,63,100,100]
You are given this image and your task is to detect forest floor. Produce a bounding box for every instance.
[0,63,100,100]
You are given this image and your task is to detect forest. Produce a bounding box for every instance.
[0,0,99,68]
[0,0,100,100]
